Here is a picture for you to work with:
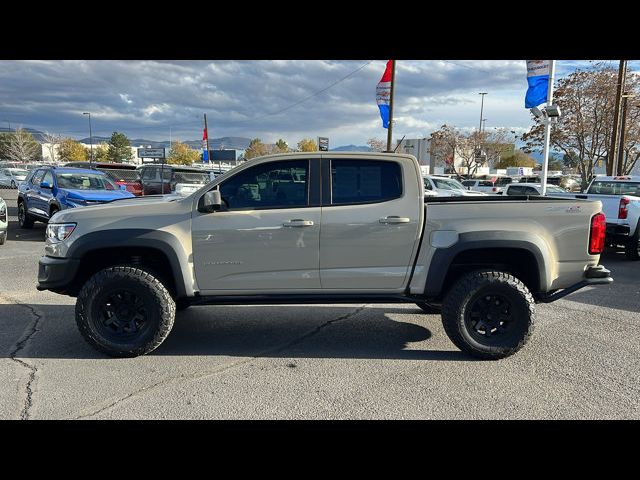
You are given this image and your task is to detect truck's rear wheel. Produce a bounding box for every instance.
[415,302,441,314]
[625,223,640,260]
[441,271,535,360]
[75,266,176,357]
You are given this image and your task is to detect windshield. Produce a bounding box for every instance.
[587,181,640,196]
[173,172,210,184]
[56,172,118,190]
[546,185,566,193]
[432,177,465,190]
[10,169,29,176]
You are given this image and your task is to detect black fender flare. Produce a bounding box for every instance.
[66,229,191,297]
[423,231,548,297]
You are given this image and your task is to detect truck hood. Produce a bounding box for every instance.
[52,193,187,224]
[60,188,134,202]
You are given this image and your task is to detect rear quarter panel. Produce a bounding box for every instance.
[409,198,604,295]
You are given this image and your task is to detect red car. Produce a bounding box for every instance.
[63,162,143,196]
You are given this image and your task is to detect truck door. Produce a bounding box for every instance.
[319,157,422,290]
[192,158,322,292]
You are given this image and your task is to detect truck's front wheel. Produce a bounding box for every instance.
[75,266,176,357]
[441,271,535,360]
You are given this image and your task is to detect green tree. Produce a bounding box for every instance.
[168,141,201,165]
[245,138,269,159]
[275,139,289,153]
[93,142,110,163]
[297,138,317,152]
[57,138,88,162]
[494,150,536,169]
[107,131,133,163]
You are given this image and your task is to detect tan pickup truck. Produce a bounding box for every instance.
[37,152,612,359]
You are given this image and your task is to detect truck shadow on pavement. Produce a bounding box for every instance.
[1,304,472,361]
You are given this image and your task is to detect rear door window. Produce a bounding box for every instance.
[330,159,402,205]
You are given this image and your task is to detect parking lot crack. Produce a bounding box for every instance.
[4,297,42,420]
[74,304,367,419]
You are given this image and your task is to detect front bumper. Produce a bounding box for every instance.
[537,265,613,303]
[36,255,80,293]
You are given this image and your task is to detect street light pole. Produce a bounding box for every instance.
[482,118,487,133]
[478,92,487,132]
[83,112,93,167]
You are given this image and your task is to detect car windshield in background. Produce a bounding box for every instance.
[432,178,465,190]
[10,169,29,176]
[99,168,140,182]
[546,185,566,193]
[174,172,210,184]
[56,172,118,190]
[588,181,640,196]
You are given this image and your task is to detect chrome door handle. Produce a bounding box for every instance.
[379,216,410,224]
[283,219,314,227]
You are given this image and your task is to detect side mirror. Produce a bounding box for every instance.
[120,184,127,191]
[40,181,52,189]
[199,190,222,213]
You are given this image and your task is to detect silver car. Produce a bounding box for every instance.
[0,167,29,189]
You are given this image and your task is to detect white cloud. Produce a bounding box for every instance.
[0,59,638,146]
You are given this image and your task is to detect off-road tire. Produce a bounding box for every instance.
[625,222,640,261]
[441,270,535,360]
[75,266,176,357]
[17,201,34,229]
[415,301,441,314]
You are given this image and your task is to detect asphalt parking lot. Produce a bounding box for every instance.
[1,188,639,419]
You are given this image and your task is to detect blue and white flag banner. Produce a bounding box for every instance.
[376,60,393,128]
[525,60,550,109]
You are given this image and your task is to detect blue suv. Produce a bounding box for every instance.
[17,166,134,228]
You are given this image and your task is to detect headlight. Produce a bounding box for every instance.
[46,223,76,242]
[0,204,6,223]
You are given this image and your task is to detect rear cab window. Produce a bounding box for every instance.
[588,181,640,196]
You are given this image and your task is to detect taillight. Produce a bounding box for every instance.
[618,197,629,219]
[589,213,606,255]
[492,187,497,192]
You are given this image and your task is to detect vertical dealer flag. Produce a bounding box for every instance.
[525,60,551,108]
[376,60,393,128]
[202,128,208,162]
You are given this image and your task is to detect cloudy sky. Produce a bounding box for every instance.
[1,60,638,147]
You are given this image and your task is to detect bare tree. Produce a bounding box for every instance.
[429,125,512,176]
[521,65,640,185]
[5,128,40,162]
[366,138,386,152]
[41,131,62,163]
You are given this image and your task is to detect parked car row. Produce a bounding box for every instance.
[17,166,135,228]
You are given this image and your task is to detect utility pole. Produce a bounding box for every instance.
[203,113,211,168]
[83,112,93,167]
[386,60,396,152]
[617,92,635,175]
[610,60,627,176]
